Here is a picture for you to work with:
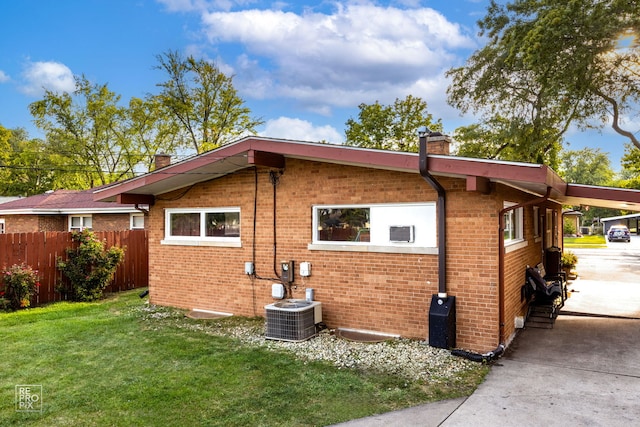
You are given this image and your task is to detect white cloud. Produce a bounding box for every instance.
[260,117,343,143]
[20,61,75,96]
[156,0,254,13]
[200,2,477,118]
[0,70,9,83]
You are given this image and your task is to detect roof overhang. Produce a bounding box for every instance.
[93,136,640,212]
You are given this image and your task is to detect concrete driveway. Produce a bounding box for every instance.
[336,236,640,427]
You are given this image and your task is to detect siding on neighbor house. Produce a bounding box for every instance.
[145,157,562,352]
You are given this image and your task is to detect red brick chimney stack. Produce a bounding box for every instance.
[154,153,172,169]
[426,134,451,156]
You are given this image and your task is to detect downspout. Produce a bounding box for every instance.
[418,130,447,296]
[498,186,551,343]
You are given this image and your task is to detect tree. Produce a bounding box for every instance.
[618,142,640,189]
[154,50,263,154]
[0,126,59,196]
[447,0,640,162]
[122,96,182,172]
[452,116,561,167]
[0,125,13,187]
[29,75,137,188]
[344,95,443,152]
[559,147,613,186]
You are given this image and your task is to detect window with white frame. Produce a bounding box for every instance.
[503,203,523,243]
[164,208,240,243]
[130,213,145,230]
[69,215,92,232]
[312,203,437,248]
[0,218,4,234]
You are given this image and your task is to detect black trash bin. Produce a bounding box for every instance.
[428,295,456,349]
[545,246,562,276]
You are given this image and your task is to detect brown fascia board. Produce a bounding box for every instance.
[117,193,155,206]
[94,136,567,202]
[428,156,566,197]
[566,184,640,206]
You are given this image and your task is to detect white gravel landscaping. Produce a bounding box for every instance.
[136,303,480,384]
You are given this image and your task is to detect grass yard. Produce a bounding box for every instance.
[0,290,487,426]
[564,235,607,248]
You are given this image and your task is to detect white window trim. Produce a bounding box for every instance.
[69,215,92,232]
[309,202,438,254]
[161,207,241,247]
[130,213,145,230]
[0,218,5,234]
[503,202,524,247]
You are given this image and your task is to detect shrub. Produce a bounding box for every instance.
[1,263,40,310]
[561,250,578,269]
[563,220,577,236]
[57,230,125,301]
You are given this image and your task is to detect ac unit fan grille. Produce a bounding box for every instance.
[265,306,316,342]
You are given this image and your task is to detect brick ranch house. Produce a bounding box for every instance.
[94,136,640,353]
[0,187,147,234]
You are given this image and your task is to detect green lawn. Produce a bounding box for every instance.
[564,235,607,248]
[0,290,487,426]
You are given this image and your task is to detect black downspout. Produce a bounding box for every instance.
[419,130,455,349]
[419,132,446,296]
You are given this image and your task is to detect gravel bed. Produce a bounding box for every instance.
[135,304,479,383]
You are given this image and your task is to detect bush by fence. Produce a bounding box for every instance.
[0,230,148,306]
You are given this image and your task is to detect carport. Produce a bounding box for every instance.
[601,212,640,235]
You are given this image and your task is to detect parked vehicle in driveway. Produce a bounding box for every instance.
[608,225,631,242]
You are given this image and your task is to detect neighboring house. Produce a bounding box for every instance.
[94,136,640,353]
[0,188,147,234]
[563,209,583,236]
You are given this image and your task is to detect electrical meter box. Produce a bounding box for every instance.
[281,260,295,283]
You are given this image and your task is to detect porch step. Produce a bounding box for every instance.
[526,304,559,329]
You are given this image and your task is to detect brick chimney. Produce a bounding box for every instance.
[426,134,451,156]
[154,153,171,169]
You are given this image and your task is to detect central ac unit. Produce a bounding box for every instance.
[265,300,322,342]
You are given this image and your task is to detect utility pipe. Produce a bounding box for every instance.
[418,131,447,296]
[497,186,551,343]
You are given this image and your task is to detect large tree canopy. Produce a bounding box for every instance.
[154,50,263,154]
[23,50,262,192]
[448,0,640,163]
[344,95,443,152]
[559,147,614,186]
[29,76,138,188]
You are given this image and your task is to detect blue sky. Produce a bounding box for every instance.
[0,0,633,169]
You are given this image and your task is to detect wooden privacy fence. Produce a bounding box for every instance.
[0,230,148,305]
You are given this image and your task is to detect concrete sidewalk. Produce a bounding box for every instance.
[335,272,640,427]
[336,315,640,427]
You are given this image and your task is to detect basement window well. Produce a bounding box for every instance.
[162,208,241,247]
[309,203,437,254]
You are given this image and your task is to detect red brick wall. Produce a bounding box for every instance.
[92,213,132,231]
[38,215,67,231]
[498,186,562,346]
[147,158,561,352]
[2,215,41,233]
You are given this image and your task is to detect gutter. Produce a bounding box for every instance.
[418,130,447,296]
[497,186,551,343]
